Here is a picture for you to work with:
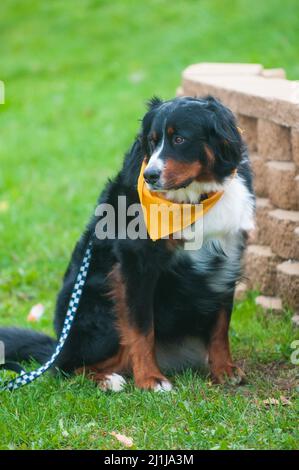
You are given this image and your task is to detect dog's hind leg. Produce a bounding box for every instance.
[85,372,127,392]
[75,347,129,392]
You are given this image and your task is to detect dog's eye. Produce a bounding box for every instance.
[174,136,184,145]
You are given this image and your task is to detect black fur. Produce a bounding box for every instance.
[0,328,56,363]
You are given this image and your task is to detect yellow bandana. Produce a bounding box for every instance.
[137,161,225,241]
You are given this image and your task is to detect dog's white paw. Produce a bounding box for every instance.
[99,373,126,392]
[154,380,173,392]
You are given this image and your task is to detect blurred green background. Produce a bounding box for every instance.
[0,0,298,450]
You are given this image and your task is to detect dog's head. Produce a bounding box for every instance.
[140,96,243,199]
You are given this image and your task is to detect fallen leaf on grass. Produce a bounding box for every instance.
[59,419,69,438]
[280,395,292,406]
[109,432,133,447]
[263,398,280,406]
[262,396,292,407]
[0,201,9,213]
[27,303,45,322]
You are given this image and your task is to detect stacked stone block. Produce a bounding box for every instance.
[178,63,299,318]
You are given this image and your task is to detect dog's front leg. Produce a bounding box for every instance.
[109,250,172,391]
[208,304,245,385]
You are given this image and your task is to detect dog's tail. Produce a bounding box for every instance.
[0,327,56,364]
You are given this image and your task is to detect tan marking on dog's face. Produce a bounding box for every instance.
[163,159,202,188]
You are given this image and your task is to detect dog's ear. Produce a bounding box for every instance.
[204,96,243,175]
[146,96,163,111]
[121,97,163,186]
[140,97,163,156]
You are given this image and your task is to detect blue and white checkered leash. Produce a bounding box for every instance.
[0,240,93,392]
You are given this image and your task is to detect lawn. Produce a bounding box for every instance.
[0,0,298,450]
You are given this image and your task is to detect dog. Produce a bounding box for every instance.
[0,96,255,392]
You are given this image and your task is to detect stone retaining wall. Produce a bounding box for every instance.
[177,63,299,319]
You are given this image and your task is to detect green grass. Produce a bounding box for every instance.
[0,0,298,450]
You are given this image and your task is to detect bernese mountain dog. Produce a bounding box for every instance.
[0,96,255,392]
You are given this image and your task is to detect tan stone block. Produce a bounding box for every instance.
[182,66,299,128]
[255,198,274,244]
[292,314,299,327]
[266,161,298,210]
[255,295,283,313]
[234,282,248,301]
[268,209,299,259]
[251,154,267,196]
[258,120,291,161]
[295,175,299,203]
[292,129,299,168]
[248,228,258,244]
[237,115,257,153]
[277,261,299,310]
[245,244,279,295]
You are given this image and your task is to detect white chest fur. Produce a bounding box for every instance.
[177,175,255,250]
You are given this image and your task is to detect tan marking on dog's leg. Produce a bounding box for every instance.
[108,264,172,391]
[208,309,245,385]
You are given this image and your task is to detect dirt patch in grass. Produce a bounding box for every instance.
[253,361,298,391]
[233,359,298,399]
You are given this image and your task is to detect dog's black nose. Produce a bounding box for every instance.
[143,167,161,185]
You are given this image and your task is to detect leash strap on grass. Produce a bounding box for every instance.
[0,240,93,392]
